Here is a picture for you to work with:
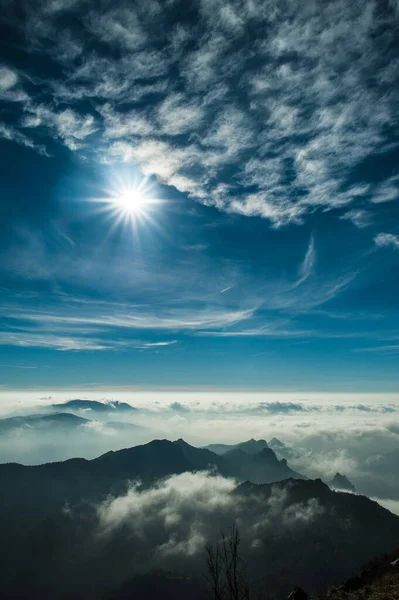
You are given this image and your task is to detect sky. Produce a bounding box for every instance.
[1,0,399,393]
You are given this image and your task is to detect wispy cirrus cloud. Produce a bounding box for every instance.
[354,344,399,354]
[0,230,367,350]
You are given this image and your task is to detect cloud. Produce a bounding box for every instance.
[340,209,371,228]
[97,471,324,569]
[374,232,399,250]
[2,1,399,226]
[354,344,399,354]
[0,332,118,351]
[250,402,314,414]
[22,105,97,151]
[0,122,48,155]
[295,237,316,286]
[169,402,190,413]
[0,65,18,90]
[140,341,178,348]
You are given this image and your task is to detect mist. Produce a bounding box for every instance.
[1,391,399,505]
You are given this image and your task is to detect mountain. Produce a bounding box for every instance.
[203,438,269,455]
[234,478,399,596]
[0,438,302,521]
[328,472,356,493]
[1,443,399,600]
[0,412,144,438]
[0,412,90,434]
[323,547,399,598]
[268,437,299,460]
[223,446,304,482]
[105,482,399,600]
[50,399,137,413]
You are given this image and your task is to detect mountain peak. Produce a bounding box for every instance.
[328,472,356,493]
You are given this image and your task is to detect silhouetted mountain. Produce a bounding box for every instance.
[173,438,226,470]
[223,446,304,482]
[328,473,356,493]
[203,438,269,455]
[50,399,137,413]
[322,547,399,598]
[233,478,399,595]
[0,438,299,514]
[0,412,90,434]
[1,444,399,600]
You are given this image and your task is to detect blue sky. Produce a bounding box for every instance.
[0,0,399,392]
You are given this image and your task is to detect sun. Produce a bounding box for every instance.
[89,173,165,239]
[114,187,147,215]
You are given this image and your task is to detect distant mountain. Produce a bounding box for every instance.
[268,437,299,460]
[203,438,269,455]
[0,412,90,434]
[327,472,356,493]
[50,399,137,413]
[0,412,144,437]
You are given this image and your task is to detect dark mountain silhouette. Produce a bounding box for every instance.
[319,547,399,599]
[327,472,356,493]
[1,443,399,599]
[223,446,304,482]
[203,438,269,455]
[105,479,399,600]
[0,438,300,515]
[233,478,399,596]
[50,399,137,413]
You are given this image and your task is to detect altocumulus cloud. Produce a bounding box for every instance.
[1,0,399,227]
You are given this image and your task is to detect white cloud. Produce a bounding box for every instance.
[0,66,18,90]
[0,332,115,351]
[140,341,178,348]
[296,237,316,285]
[157,94,205,135]
[22,105,97,150]
[374,232,399,250]
[0,122,48,155]
[340,209,371,228]
[86,8,148,51]
[355,344,399,354]
[1,1,398,227]
[98,104,153,139]
[371,177,399,204]
[97,471,324,568]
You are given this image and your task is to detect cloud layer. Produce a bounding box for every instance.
[1,0,399,226]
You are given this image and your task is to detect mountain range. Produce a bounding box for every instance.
[0,438,303,515]
[50,399,138,413]
[0,411,144,436]
[203,438,270,455]
[0,436,397,599]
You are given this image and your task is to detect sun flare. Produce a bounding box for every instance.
[114,188,147,215]
[91,174,164,237]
